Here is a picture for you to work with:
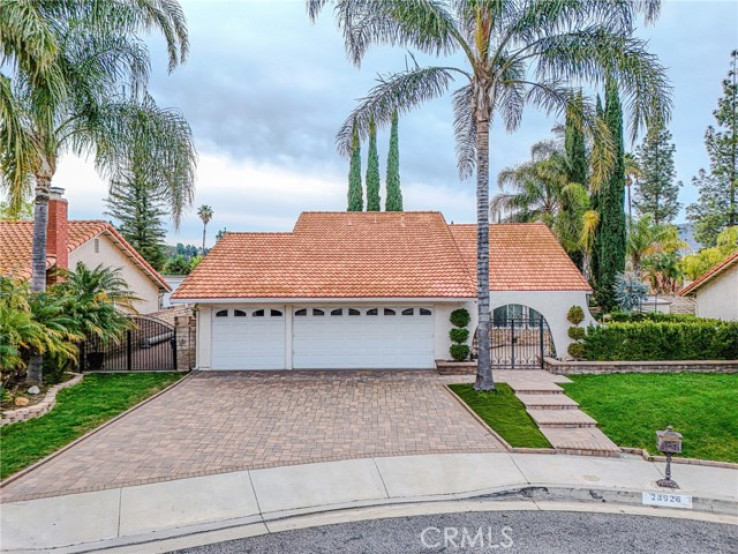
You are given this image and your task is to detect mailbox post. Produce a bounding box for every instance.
[656,426,682,489]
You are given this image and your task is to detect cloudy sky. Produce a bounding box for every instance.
[51,0,738,247]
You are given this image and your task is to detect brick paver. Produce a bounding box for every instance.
[0,371,504,502]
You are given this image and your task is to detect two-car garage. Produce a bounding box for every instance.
[209,305,436,370]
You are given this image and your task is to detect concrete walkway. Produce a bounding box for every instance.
[2,452,736,553]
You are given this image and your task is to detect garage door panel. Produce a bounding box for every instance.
[211,308,286,370]
[293,306,434,369]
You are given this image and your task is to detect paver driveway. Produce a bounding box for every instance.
[0,370,503,502]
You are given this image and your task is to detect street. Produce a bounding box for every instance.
[171,510,737,553]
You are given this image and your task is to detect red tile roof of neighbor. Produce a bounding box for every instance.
[172,212,591,300]
[0,220,170,291]
[679,251,738,296]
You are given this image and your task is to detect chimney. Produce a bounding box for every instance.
[47,187,69,276]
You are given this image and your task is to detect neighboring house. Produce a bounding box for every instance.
[0,187,170,314]
[161,276,188,308]
[679,251,738,321]
[172,212,593,370]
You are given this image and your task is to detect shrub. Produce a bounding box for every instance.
[581,321,738,361]
[606,312,701,323]
[567,306,585,325]
[567,342,586,359]
[449,328,470,344]
[568,326,586,340]
[450,344,471,361]
[449,308,471,328]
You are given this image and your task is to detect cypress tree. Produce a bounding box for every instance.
[590,95,605,287]
[595,76,627,310]
[348,123,363,211]
[366,118,381,211]
[562,93,587,269]
[385,110,403,211]
[634,121,681,224]
[384,110,402,212]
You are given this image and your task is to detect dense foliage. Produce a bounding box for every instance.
[582,320,738,361]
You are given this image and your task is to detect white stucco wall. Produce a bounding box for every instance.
[193,301,467,370]
[471,290,594,360]
[693,264,738,321]
[69,234,160,314]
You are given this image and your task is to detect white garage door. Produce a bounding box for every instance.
[211,307,286,369]
[293,306,435,369]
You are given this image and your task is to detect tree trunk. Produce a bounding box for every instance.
[26,174,52,385]
[202,224,207,255]
[474,87,495,392]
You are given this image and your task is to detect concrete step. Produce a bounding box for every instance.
[517,394,579,410]
[540,427,621,457]
[507,382,565,395]
[527,409,598,428]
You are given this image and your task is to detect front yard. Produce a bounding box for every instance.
[449,383,552,449]
[0,372,183,479]
[562,373,738,463]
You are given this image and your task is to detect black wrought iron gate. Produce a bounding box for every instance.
[488,316,553,369]
[79,316,177,371]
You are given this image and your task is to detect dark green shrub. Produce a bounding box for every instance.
[567,306,585,325]
[607,312,702,324]
[581,321,738,361]
[449,308,471,328]
[568,326,586,340]
[567,343,586,359]
[449,328,470,344]
[450,344,471,361]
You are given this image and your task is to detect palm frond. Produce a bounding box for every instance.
[452,84,475,179]
[336,64,462,155]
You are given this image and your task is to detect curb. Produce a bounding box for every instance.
[0,372,192,489]
[5,483,735,554]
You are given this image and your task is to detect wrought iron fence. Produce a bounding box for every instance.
[79,315,177,371]
[475,316,554,369]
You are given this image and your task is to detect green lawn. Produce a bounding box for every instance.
[449,383,552,449]
[0,372,183,479]
[561,374,738,463]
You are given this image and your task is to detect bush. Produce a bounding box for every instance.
[581,321,738,361]
[450,344,471,361]
[567,306,585,325]
[568,326,586,340]
[567,343,586,359]
[606,312,701,323]
[449,328,469,344]
[449,308,471,328]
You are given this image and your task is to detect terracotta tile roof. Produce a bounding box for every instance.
[173,212,591,300]
[174,212,475,299]
[448,223,592,292]
[680,251,738,296]
[0,220,170,291]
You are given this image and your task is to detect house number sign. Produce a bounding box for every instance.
[642,492,693,509]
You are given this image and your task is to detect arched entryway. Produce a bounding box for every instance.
[474,304,556,368]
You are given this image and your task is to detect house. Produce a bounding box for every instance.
[679,251,738,321]
[0,187,170,314]
[172,212,593,370]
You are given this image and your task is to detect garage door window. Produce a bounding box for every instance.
[348,308,360,316]
[271,309,283,317]
[313,309,325,316]
[419,308,432,316]
[402,308,414,316]
[234,310,247,317]
[295,309,307,316]
[331,308,343,316]
[366,308,378,316]
[252,309,265,317]
[215,310,228,317]
[384,308,396,316]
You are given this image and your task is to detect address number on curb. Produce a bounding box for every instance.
[642,492,693,509]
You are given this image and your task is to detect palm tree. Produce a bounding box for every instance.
[309,0,670,390]
[198,205,214,254]
[0,1,189,384]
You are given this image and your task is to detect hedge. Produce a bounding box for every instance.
[599,312,703,323]
[582,321,738,361]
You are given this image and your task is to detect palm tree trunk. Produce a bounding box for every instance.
[27,174,52,385]
[202,224,207,254]
[474,88,495,392]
